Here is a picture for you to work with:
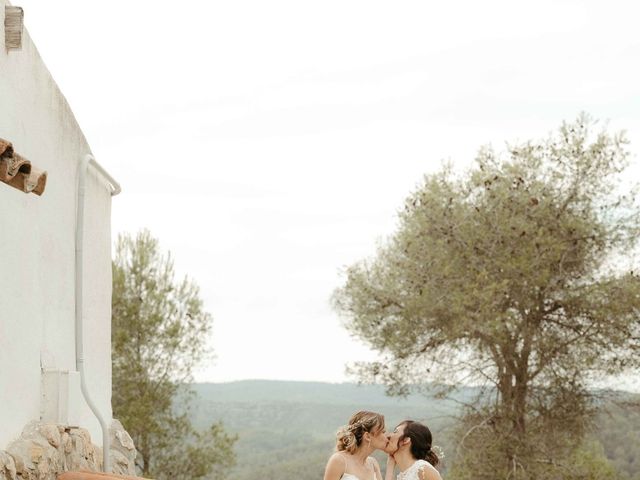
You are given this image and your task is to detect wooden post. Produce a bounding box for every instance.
[5,6,24,50]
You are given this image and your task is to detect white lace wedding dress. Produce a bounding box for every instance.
[397,460,439,480]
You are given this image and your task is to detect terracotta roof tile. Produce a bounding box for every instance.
[58,471,153,480]
[0,138,47,195]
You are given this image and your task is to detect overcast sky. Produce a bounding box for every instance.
[16,0,640,388]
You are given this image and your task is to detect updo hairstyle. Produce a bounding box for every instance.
[398,420,439,467]
[336,411,385,454]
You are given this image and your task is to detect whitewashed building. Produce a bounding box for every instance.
[0,3,135,479]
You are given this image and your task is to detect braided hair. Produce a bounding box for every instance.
[336,411,385,454]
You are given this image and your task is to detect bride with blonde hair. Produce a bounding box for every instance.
[323,411,389,480]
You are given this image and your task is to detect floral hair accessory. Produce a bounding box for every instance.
[347,421,365,431]
[431,445,445,460]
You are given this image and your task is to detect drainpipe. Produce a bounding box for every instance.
[76,154,121,473]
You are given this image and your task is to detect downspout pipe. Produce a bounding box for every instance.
[76,154,120,473]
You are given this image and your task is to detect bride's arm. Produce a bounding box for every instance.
[384,455,396,480]
[324,453,346,480]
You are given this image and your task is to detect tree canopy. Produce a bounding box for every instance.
[112,230,236,480]
[333,115,640,479]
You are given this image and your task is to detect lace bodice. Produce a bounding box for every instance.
[397,460,437,480]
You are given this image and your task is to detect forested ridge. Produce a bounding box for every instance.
[188,381,640,480]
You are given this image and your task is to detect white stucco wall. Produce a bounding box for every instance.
[0,1,115,449]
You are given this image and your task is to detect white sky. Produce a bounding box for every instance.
[16,0,640,388]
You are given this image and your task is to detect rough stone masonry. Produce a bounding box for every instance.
[0,420,136,480]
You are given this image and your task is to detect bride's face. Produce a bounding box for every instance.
[384,423,406,454]
[367,426,389,451]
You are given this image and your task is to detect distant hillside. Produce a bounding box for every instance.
[193,380,471,405]
[190,381,459,480]
[190,380,468,433]
[187,380,640,480]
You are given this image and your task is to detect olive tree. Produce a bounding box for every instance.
[333,115,640,479]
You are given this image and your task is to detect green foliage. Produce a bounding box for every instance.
[151,421,236,480]
[112,230,236,480]
[186,381,639,480]
[189,381,459,480]
[596,397,640,480]
[333,115,640,478]
[447,410,623,480]
[566,441,621,480]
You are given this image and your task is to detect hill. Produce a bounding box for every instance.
[187,380,640,480]
[190,380,459,480]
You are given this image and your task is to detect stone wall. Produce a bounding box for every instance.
[0,420,136,480]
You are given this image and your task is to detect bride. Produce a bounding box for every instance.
[384,420,442,480]
[323,411,388,480]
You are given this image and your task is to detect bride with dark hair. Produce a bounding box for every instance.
[384,420,443,480]
[324,411,389,480]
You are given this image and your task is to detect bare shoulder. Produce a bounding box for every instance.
[417,464,442,480]
[327,452,347,468]
[324,453,347,480]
